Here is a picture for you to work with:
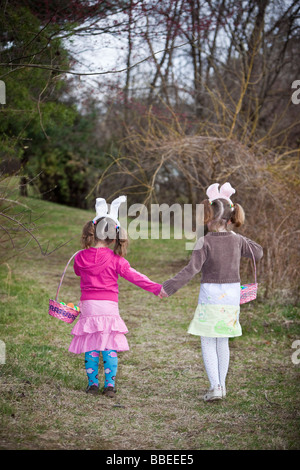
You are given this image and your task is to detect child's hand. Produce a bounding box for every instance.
[159,287,168,299]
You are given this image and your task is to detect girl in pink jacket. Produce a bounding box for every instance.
[69,210,162,398]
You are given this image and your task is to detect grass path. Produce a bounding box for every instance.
[0,198,299,450]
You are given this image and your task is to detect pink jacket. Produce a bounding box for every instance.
[74,247,162,302]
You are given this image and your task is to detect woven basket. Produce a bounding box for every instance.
[240,242,258,305]
[48,299,80,324]
[240,282,258,304]
[48,251,81,324]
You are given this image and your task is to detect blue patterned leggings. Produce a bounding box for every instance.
[85,349,118,388]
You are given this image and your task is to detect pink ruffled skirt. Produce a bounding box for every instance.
[68,300,129,354]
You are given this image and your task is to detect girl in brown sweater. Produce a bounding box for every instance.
[161,183,263,402]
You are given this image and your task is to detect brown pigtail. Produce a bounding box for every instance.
[113,227,128,257]
[81,221,96,248]
[231,203,245,227]
[201,199,214,224]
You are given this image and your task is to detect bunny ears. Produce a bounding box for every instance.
[206,182,236,205]
[92,195,126,226]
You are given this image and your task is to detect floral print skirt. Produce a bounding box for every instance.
[188,283,242,338]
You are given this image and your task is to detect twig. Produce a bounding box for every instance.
[264,391,281,407]
[0,40,195,78]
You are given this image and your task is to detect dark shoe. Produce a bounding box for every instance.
[102,386,116,398]
[86,385,99,395]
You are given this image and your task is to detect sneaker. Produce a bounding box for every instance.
[86,384,99,395]
[102,386,116,398]
[203,385,222,402]
[222,385,226,398]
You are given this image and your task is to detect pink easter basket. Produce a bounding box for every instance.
[240,242,258,305]
[48,251,81,324]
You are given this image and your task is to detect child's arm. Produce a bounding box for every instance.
[118,258,162,296]
[240,236,263,261]
[162,237,206,297]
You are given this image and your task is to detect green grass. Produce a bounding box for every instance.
[0,197,300,450]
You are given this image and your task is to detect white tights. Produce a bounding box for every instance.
[200,337,230,389]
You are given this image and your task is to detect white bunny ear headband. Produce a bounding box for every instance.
[92,195,126,227]
[206,182,236,206]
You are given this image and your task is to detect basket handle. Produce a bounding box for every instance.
[55,250,82,302]
[244,240,257,284]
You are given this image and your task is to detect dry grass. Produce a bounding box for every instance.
[102,121,300,300]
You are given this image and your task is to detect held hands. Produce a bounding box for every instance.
[159,287,168,299]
